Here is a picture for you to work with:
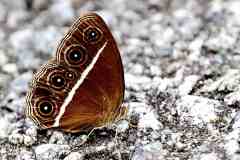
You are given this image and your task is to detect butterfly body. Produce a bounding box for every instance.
[26,13,125,133]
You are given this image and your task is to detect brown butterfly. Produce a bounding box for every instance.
[25,13,126,133]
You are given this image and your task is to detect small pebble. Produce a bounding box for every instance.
[64,152,83,160]
[2,63,18,74]
[35,144,70,160]
[9,133,24,145]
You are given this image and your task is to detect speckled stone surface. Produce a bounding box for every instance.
[1,0,240,159]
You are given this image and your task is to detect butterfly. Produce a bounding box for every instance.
[25,13,126,133]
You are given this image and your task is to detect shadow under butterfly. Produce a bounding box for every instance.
[25,13,127,133]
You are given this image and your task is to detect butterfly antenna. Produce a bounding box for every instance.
[71,125,109,152]
[80,128,96,146]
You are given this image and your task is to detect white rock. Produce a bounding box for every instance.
[17,51,42,69]
[0,116,12,138]
[173,9,201,39]
[131,63,144,75]
[116,120,129,133]
[201,69,240,92]
[24,135,36,146]
[194,152,220,160]
[9,133,24,145]
[188,38,204,61]
[224,129,240,156]
[0,73,11,89]
[176,95,223,125]
[16,150,34,160]
[35,144,70,160]
[227,1,240,28]
[0,50,8,66]
[64,152,83,160]
[129,102,161,130]
[0,3,7,22]
[98,10,115,26]
[162,27,175,44]
[150,65,162,76]
[9,29,34,52]
[25,127,38,138]
[224,91,240,106]
[0,29,5,43]
[175,141,186,151]
[10,72,33,93]
[231,155,240,160]
[32,0,50,11]
[2,91,23,112]
[2,63,17,74]
[7,10,29,28]
[125,73,151,91]
[3,0,26,9]
[229,111,240,130]
[150,77,174,92]
[50,0,74,25]
[204,29,236,50]
[132,142,164,160]
[34,26,62,56]
[49,131,66,144]
[178,75,200,96]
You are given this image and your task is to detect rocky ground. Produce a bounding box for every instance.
[1,0,240,159]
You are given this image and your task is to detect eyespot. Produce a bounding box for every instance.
[37,100,54,117]
[50,74,66,89]
[65,71,76,80]
[83,27,102,43]
[65,45,88,67]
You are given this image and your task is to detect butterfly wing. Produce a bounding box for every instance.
[25,13,125,133]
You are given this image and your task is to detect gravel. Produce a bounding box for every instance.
[1,0,240,159]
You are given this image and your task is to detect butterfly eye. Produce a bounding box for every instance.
[84,27,102,43]
[50,74,65,89]
[65,45,88,67]
[38,101,54,117]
